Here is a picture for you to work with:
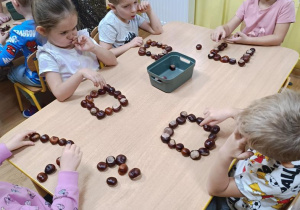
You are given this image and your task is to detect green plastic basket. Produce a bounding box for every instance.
[147,52,196,93]
[6,2,24,20]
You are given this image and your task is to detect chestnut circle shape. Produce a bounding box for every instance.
[160,111,221,160]
[81,84,128,120]
[138,39,173,61]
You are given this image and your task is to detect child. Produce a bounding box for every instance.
[33,0,117,102]
[99,0,163,57]
[203,90,300,209]
[211,0,295,46]
[0,130,83,209]
[0,0,40,118]
[0,3,10,25]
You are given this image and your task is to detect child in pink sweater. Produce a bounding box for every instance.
[0,130,82,209]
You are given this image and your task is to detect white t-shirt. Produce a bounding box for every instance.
[99,10,145,48]
[37,29,99,82]
[228,149,300,210]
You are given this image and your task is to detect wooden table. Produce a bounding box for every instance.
[1,22,298,210]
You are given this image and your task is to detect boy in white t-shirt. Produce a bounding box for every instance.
[99,0,163,57]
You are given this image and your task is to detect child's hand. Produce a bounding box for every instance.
[60,144,83,171]
[200,108,239,126]
[73,35,95,52]
[129,37,143,48]
[220,128,253,160]
[137,1,152,13]
[79,68,106,88]
[211,26,226,42]
[6,130,36,152]
[0,32,9,45]
[226,31,249,44]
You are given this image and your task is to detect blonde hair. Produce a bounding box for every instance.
[108,0,121,5]
[32,0,77,32]
[18,0,31,7]
[236,90,300,162]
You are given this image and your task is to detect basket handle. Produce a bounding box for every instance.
[151,76,162,83]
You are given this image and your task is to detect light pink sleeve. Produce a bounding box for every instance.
[277,0,295,23]
[0,143,12,165]
[51,171,79,209]
[236,0,248,21]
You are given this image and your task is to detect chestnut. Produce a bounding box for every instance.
[168,139,176,149]
[144,44,150,48]
[161,44,167,49]
[250,48,256,53]
[217,45,225,51]
[211,125,220,134]
[238,59,246,67]
[106,177,118,186]
[116,154,127,165]
[208,53,215,59]
[213,54,221,61]
[29,133,40,142]
[106,156,116,167]
[210,49,219,54]
[81,100,87,108]
[221,42,228,48]
[113,90,121,99]
[161,133,170,144]
[246,49,254,56]
[96,110,106,119]
[85,95,94,103]
[40,134,49,143]
[151,54,156,59]
[112,103,122,112]
[203,124,212,132]
[138,50,146,56]
[154,55,159,60]
[169,120,178,129]
[50,136,59,145]
[105,107,113,115]
[146,39,152,45]
[181,148,190,157]
[157,42,162,48]
[151,41,157,46]
[90,107,99,116]
[56,157,61,167]
[163,127,174,136]
[58,138,67,146]
[44,164,56,174]
[90,90,99,98]
[229,58,236,65]
[86,102,95,110]
[175,143,184,152]
[97,162,108,172]
[220,56,229,63]
[162,49,168,55]
[196,117,204,125]
[117,94,126,100]
[37,172,48,183]
[118,164,128,175]
[204,139,216,150]
[242,54,250,63]
[108,87,115,95]
[170,64,176,70]
[98,88,106,95]
[176,116,186,125]
[180,111,188,118]
[208,133,217,140]
[104,84,111,91]
[165,46,172,52]
[128,168,141,180]
[139,47,146,52]
[66,140,74,145]
[199,147,210,156]
[196,44,202,50]
[120,98,128,106]
[187,114,197,122]
[190,150,201,160]
[146,51,151,56]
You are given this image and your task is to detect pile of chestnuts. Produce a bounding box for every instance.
[161,111,220,160]
[138,39,173,61]
[97,154,142,187]
[81,84,128,120]
[237,48,256,67]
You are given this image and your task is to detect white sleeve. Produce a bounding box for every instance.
[37,51,60,77]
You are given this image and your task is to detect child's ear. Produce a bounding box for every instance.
[36,26,47,36]
[12,0,19,7]
[108,3,116,11]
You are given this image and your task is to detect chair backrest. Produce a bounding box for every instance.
[91,26,98,39]
[90,26,104,69]
[27,51,47,92]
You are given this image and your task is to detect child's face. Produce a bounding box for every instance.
[112,0,138,23]
[47,13,78,49]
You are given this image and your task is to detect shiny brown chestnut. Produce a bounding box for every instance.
[151,54,156,59]
[138,50,146,56]
[112,103,122,112]
[37,172,48,183]
[246,49,254,56]
[163,127,174,136]
[168,139,176,149]
[85,95,94,103]
[146,39,152,45]
[90,107,99,116]
[50,136,59,145]
[208,133,217,140]
[176,116,186,125]
[203,124,212,132]
[211,125,220,134]
[108,87,115,95]
[208,53,215,59]
[98,88,106,95]
[81,100,87,108]
[116,154,127,165]
[217,45,225,51]
[151,41,157,46]
[29,133,40,142]
[204,139,216,150]
[238,59,246,67]
[161,133,171,143]
[157,42,162,48]
[144,44,150,48]
[113,90,121,99]
[106,177,118,186]
[44,164,56,174]
[221,42,228,48]
[58,138,67,146]
[187,114,197,122]
[162,49,168,55]
[169,120,178,129]
[196,117,204,125]
[175,143,184,152]
[210,49,219,54]
[229,58,236,65]
[117,94,126,100]
[170,64,176,70]
[181,148,191,157]
[96,110,106,119]
[190,150,201,160]
[66,140,74,145]
[146,51,151,56]
[161,44,167,49]
[165,46,172,52]
[139,47,146,52]
[120,98,128,106]
[90,90,99,98]
[105,107,113,115]
[103,84,111,91]
[220,56,229,63]
[106,156,116,167]
[242,56,250,63]
[56,157,61,167]
[180,111,188,118]
[40,134,49,143]
[250,48,256,53]
[199,147,210,156]
[128,168,141,180]
[97,162,108,172]
[154,55,159,60]
[196,44,202,50]
[86,102,95,110]
[118,164,128,175]
[213,54,221,61]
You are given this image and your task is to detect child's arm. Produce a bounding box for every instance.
[207,128,253,197]
[52,144,82,209]
[138,1,163,35]
[0,4,10,24]
[200,107,242,126]
[0,32,20,66]
[211,16,242,42]
[227,23,291,46]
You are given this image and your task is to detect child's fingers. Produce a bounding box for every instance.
[22,141,35,147]
[64,143,72,152]
[236,151,253,160]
